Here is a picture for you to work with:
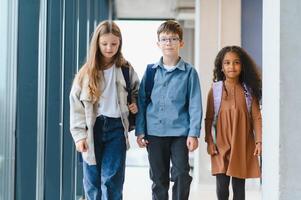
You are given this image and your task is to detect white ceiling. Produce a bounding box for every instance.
[115,0,195,21]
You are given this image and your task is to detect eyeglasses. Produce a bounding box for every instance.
[158,37,180,45]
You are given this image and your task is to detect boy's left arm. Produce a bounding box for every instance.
[187,68,203,138]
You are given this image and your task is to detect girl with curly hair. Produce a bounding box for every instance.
[205,46,262,200]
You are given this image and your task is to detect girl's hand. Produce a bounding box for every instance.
[186,137,199,152]
[76,139,88,152]
[136,135,148,148]
[207,142,218,155]
[254,142,262,156]
[128,103,138,114]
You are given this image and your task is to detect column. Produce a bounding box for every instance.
[262,0,301,199]
[193,0,241,188]
[0,0,18,199]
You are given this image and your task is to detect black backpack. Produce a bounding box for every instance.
[121,64,157,132]
[121,66,135,131]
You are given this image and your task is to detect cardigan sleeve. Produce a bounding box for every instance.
[129,66,140,104]
[69,77,87,143]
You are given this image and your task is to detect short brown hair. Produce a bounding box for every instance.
[157,20,183,41]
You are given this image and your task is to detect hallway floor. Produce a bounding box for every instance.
[124,167,261,200]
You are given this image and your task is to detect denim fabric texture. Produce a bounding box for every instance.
[135,57,202,138]
[83,116,126,200]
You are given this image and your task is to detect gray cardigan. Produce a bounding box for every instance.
[69,66,139,165]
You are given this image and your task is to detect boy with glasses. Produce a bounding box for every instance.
[135,20,203,200]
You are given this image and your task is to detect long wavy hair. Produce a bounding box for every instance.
[76,20,127,103]
[213,46,262,101]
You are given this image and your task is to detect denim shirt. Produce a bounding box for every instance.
[135,57,202,137]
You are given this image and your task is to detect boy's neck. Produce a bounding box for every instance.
[162,55,180,66]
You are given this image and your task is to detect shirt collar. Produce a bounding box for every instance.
[153,57,186,71]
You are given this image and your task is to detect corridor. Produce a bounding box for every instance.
[124,166,261,200]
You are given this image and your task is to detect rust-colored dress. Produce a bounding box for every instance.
[205,83,262,179]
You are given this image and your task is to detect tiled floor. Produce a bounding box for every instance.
[124,167,261,200]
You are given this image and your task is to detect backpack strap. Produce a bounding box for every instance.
[121,66,131,104]
[212,81,223,144]
[145,64,157,104]
[122,66,138,132]
[242,83,252,113]
[212,81,223,121]
[142,64,157,137]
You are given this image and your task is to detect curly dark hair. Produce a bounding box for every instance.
[213,46,262,101]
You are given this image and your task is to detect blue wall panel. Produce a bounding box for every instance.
[44,0,63,199]
[15,0,40,199]
[15,1,109,199]
[62,0,77,199]
[241,0,262,68]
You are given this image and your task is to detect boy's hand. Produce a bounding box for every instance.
[186,137,199,152]
[76,139,88,152]
[253,142,262,156]
[207,142,218,155]
[128,103,138,114]
[136,135,148,148]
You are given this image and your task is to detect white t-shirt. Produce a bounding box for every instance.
[97,64,120,117]
[163,64,176,72]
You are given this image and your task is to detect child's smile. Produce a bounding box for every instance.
[222,52,242,80]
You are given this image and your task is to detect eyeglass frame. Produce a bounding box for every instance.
[158,37,181,45]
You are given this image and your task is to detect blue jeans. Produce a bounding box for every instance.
[83,116,126,200]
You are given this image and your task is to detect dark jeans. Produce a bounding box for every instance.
[216,174,245,200]
[83,116,126,200]
[147,135,192,200]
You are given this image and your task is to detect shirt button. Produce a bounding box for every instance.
[159,120,162,123]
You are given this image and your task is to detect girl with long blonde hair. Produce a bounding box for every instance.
[70,20,139,200]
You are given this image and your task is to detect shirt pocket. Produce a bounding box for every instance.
[168,81,187,102]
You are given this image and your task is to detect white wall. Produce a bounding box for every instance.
[193,0,242,187]
[262,0,280,199]
[279,0,301,198]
